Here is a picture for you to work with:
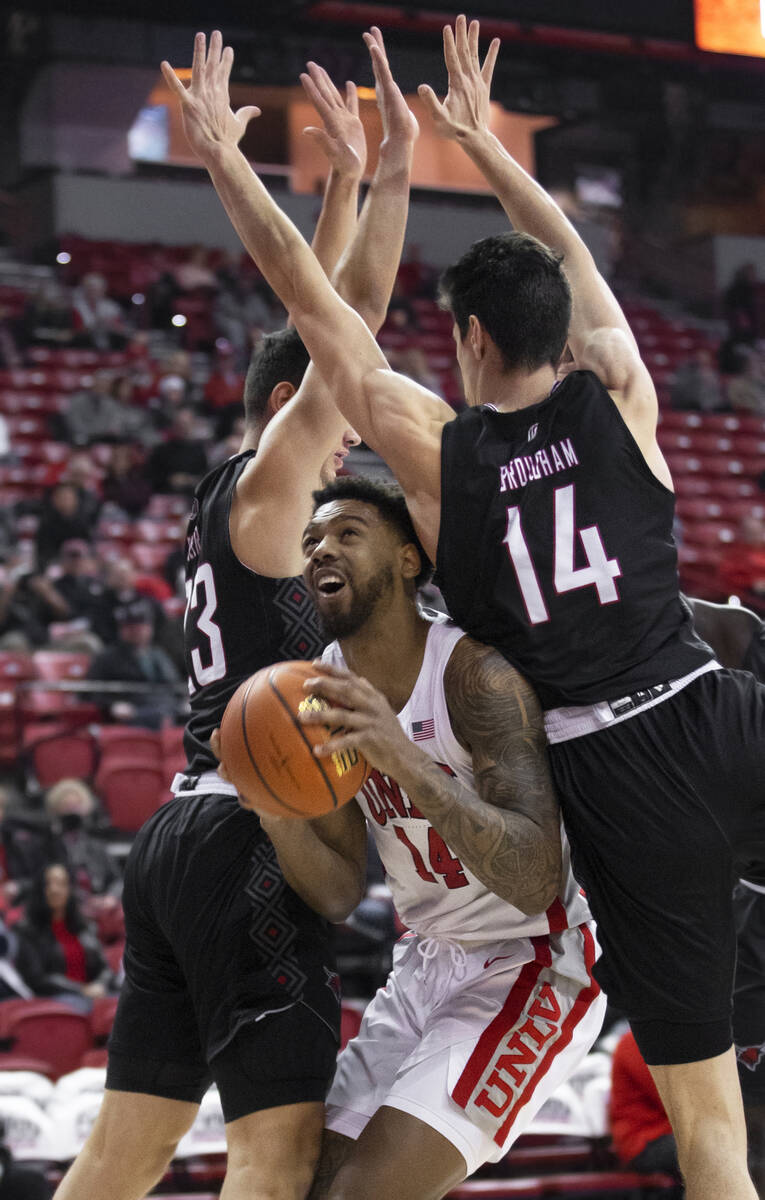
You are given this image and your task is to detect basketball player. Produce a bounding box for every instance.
[216,475,605,1200]
[685,596,765,1198]
[164,23,765,1199]
[53,34,417,1200]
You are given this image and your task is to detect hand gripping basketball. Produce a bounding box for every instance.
[219,660,368,818]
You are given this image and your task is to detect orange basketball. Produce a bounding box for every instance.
[219,660,368,818]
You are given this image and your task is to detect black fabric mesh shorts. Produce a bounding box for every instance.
[733,880,765,1105]
[107,790,340,1121]
[549,668,765,1066]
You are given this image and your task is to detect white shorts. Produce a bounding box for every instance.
[326,922,605,1177]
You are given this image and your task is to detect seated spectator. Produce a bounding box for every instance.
[35,484,94,570]
[87,596,182,728]
[723,262,758,345]
[21,282,76,348]
[109,373,155,446]
[147,406,209,495]
[42,540,111,646]
[610,1029,680,1176]
[173,244,218,293]
[64,370,150,447]
[71,272,129,351]
[389,345,440,392]
[44,780,121,901]
[204,343,245,435]
[0,785,54,911]
[727,348,765,416]
[15,863,114,1009]
[386,277,419,330]
[58,453,103,527]
[213,271,282,360]
[0,1117,52,1198]
[718,516,765,612]
[101,444,152,519]
[670,348,724,412]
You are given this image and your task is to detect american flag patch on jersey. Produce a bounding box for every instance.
[412,718,435,742]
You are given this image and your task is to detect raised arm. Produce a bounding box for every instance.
[419,17,660,456]
[161,32,451,560]
[302,642,562,914]
[304,76,366,282]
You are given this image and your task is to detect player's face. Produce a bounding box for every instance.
[302,500,396,638]
[319,425,361,486]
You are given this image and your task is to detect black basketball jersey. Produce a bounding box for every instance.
[740,618,765,886]
[438,370,713,709]
[183,452,324,773]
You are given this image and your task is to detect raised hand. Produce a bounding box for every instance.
[417,13,499,141]
[362,26,419,150]
[161,30,261,166]
[300,64,367,181]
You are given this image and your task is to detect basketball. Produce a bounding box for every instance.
[219,660,368,818]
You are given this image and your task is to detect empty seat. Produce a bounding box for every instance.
[94,758,168,833]
[23,723,99,786]
[97,726,163,766]
[0,1001,93,1080]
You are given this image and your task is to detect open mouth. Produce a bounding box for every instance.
[315,571,347,596]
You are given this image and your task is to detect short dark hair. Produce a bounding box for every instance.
[438,231,571,372]
[311,477,433,590]
[243,328,310,425]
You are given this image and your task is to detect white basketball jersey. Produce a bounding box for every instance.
[323,618,591,943]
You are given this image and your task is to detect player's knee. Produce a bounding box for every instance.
[226,1159,316,1200]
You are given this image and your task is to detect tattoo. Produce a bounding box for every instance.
[308,1129,355,1199]
[405,636,561,914]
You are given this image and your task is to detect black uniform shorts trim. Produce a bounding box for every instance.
[107,1001,338,1123]
[733,882,765,1104]
[108,790,341,1119]
[549,668,765,1065]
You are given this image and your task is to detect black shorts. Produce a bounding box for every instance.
[549,668,765,1066]
[733,881,765,1106]
[107,789,340,1122]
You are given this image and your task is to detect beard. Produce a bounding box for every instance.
[317,563,395,640]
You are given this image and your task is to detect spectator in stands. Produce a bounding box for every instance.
[20,282,76,349]
[14,863,114,1009]
[35,484,93,570]
[670,347,724,412]
[39,540,111,647]
[610,1029,681,1177]
[64,370,151,447]
[100,444,152,519]
[0,1116,52,1198]
[718,515,765,613]
[203,342,245,436]
[384,276,419,331]
[57,454,102,528]
[213,268,283,360]
[172,244,219,294]
[146,405,209,495]
[724,262,759,345]
[71,272,128,352]
[0,917,35,1002]
[0,556,53,649]
[0,785,53,911]
[44,780,121,901]
[209,414,246,467]
[389,345,440,392]
[87,596,182,728]
[727,347,765,416]
[99,558,168,646]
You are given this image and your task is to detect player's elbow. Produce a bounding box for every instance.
[321,874,367,925]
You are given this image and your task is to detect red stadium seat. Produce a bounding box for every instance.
[0,653,37,765]
[23,723,99,786]
[130,543,173,571]
[98,726,163,766]
[94,758,168,832]
[0,1001,93,1079]
[32,652,91,682]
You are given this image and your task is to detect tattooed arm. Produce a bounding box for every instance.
[302,638,562,913]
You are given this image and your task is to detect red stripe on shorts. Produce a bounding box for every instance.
[545,896,568,933]
[452,935,552,1110]
[493,923,601,1145]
